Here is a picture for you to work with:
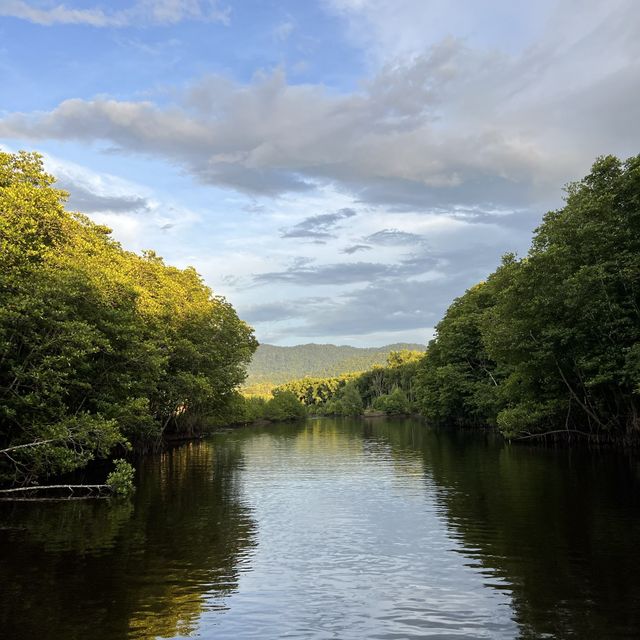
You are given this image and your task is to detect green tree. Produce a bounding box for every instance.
[483,155,640,439]
[0,151,258,487]
[337,382,364,416]
[373,387,410,415]
[414,154,640,442]
[414,282,500,427]
[265,390,306,421]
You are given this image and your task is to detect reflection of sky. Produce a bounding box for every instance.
[199,421,517,638]
[1,1,639,345]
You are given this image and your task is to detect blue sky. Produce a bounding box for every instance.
[1,0,639,346]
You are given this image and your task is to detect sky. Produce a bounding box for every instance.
[1,1,639,347]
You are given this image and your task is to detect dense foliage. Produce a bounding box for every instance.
[263,390,307,421]
[416,155,640,442]
[414,282,499,427]
[355,350,423,409]
[0,151,257,487]
[266,350,424,418]
[275,373,358,406]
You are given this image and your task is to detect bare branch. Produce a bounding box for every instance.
[515,429,592,440]
[0,439,60,454]
[0,483,113,500]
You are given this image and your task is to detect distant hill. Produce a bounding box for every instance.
[245,343,426,387]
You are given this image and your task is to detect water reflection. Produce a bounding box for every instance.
[1,418,639,639]
[362,418,640,639]
[0,441,257,640]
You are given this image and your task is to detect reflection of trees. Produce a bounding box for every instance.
[369,419,640,639]
[0,440,257,640]
[0,497,134,554]
[3,419,639,639]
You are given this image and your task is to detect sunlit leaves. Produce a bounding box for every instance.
[0,151,257,486]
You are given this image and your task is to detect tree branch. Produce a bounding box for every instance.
[0,484,113,500]
[0,439,60,454]
[515,429,592,440]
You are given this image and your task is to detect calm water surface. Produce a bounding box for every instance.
[1,418,640,639]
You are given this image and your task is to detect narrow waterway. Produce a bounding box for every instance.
[1,417,639,639]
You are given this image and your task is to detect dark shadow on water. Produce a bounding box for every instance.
[360,417,640,639]
[0,441,257,640]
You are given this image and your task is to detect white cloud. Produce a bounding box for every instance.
[0,0,230,27]
[37,153,201,254]
[324,0,543,62]
[4,0,639,345]
[2,0,638,212]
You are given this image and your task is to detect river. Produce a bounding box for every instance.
[1,417,639,639]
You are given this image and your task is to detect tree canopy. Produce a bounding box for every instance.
[0,151,257,487]
[415,155,640,442]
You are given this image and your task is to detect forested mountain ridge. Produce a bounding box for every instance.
[245,343,426,386]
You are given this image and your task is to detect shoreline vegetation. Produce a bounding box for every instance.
[0,152,258,497]
[1,151,639,496]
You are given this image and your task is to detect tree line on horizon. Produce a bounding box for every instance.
[243,342,425,393]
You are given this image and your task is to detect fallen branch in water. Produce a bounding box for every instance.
[0,459,135,500]
[515,429,592,440]
[0,484,113,500]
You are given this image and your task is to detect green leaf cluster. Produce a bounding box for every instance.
[310,381,365,417]
[275,374,358,406]
[106,459,136,496]
[264,390,306,421]
[372,387,410,415]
